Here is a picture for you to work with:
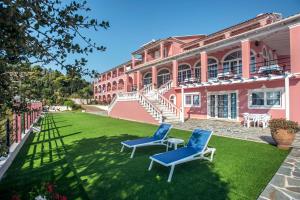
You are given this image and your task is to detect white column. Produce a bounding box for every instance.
[180,86,185,122]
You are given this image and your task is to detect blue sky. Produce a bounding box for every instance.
[61,0,300,79]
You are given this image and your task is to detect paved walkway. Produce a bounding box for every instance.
[258,134,300,200]
[171,119,274,144]
[81,105,108,116]
[172,119,300,200]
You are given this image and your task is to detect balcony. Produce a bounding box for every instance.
[250,57,290,77]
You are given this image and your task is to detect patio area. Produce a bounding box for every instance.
[172,119,274,144]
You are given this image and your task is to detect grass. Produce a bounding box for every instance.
[0,112,289,200]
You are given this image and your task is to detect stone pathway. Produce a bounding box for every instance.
[171,119,274,144]
[172,118,300,200]
[258,134,300,200]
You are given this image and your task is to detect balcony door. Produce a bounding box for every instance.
[157,69,170,87]
[143,72,152,86]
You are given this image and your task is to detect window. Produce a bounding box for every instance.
[252,92,264,106]
[223,50,242,75]
[208,58,218,79]
[170,95,176,105]
[154,50,160,59]
[266,91,281,106]
[157,69,170,87]
[250,53,256,73]
[163,48,168,58]
[249,89,283,108]
[194,62,201,80]
[185,93,200,107]
[143,72,152,85]
[178,64,191,83]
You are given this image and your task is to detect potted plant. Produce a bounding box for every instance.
[269,118,299,149]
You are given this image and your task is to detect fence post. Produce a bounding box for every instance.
[13,113,17,142]
[17,113,21,143]
[27,111,30,129]
[6,118,10,148]
[24,112,27,130]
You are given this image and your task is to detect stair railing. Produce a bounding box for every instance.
[156,92,181,117]
[138,92,163,123]
[141,84,153,95]
[158,80,173,94]
[108,95,118,113]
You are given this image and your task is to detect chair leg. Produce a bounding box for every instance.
[120,145,124,152]
[130,147,136,159]
[167,165,175,183]
[210,149,216,162]
[148,160,154,171]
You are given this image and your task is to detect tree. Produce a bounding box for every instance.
[0,0,107,110]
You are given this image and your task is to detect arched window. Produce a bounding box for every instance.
[169,95,176,105]
[250,51,256,73]
[118,79,124,90]
[223,50,242,75]
[157,68,170,87]
[194,62,201,81]
[262,47,269,66]
[208,58,218,79]
[143,72,152,86]
[178,64,191,83]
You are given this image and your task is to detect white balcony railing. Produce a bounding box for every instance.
[117,92,138,100]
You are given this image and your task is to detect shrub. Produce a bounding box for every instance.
[269,118,299,134]
[63,100,74,108]
[71,104,82,110]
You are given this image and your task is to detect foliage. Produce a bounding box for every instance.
[0,113,289,200]
[63,100,74,108]
[16,65,92,105]
[0,144,8,157]
[269,118,299,134]
[0,0,105,111]
[29,182,67,200]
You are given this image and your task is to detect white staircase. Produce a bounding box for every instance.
[108,80,181,123]
[142,81,181,123]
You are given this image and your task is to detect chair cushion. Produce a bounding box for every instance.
[187,129,212,152]
[150,147,198,165]
[122,137,157,147]
[153,123,172,140]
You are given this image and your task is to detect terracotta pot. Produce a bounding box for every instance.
[271,129,295,150]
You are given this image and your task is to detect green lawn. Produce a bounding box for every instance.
[0,112,288,200]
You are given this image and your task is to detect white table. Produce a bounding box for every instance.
[166,138,185,151]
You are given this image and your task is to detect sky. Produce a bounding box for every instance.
[59,0,300,79]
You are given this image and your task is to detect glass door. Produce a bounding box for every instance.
[157,73,170,87]
[230,93,237,119]
[217,94,228,118]
[209,95,216,117]
[208,92,237,120]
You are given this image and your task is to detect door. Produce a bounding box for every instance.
[217,94,228,118]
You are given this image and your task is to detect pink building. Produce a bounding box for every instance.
[94,13,300,125]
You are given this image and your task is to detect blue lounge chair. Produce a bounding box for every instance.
[148,129,215,182]
[121,123,172,158]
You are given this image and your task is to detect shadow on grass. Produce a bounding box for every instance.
[0,114,230,200]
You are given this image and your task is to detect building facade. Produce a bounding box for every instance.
[94,13,300,124]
